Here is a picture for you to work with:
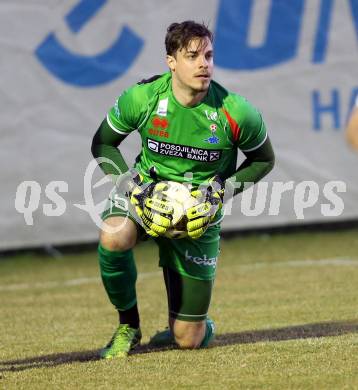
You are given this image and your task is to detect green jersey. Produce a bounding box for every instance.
[106,72,267,185]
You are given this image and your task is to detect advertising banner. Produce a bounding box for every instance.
[1,0,357,249]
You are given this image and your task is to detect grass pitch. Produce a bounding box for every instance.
[0,229,358,389]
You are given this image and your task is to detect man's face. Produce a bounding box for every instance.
[167,37,213,93]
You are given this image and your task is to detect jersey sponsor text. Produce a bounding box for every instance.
[147,138,221,162]
[148,128,169,138]
[185,250,217,267]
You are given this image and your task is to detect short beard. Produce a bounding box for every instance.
[194,87,208,93]
[191,82,210,94]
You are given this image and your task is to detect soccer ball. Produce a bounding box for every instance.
[153,181,198,239]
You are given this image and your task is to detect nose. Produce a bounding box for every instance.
[199,55,209,68]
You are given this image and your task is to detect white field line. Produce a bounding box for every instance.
[0,271,161,292]
[0,258,357,292]
[238,257,358,270]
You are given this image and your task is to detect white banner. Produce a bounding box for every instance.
[2,0,358,250]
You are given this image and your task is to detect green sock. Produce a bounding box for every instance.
[200,318,216,347]
[98,244,137,311]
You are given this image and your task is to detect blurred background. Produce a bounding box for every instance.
[1,0,358,251]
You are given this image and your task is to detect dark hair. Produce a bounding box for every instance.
[165,20,213,56]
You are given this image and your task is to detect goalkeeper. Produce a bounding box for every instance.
[91,20,275,359]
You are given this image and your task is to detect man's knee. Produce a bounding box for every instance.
[175,336,201,349]
[100,216,138,252]
[170,318,206,349]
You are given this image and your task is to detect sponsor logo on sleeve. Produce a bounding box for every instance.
[114,96,121,118]
[147,138,221,162]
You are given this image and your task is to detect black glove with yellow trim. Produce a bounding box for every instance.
[116,170,173,237]
[186,175,224,239]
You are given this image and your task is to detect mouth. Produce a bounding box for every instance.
[195,74,211,80]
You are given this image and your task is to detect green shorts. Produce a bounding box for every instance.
[102,191,221,281]
[155,224,220,280]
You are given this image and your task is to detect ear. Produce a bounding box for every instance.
[166,55,176,72]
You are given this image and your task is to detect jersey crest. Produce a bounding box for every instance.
[204,124,220,144]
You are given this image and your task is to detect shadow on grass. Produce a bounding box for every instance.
[1,319,357,372]
[0,350,100,373]
[212,319,358,346]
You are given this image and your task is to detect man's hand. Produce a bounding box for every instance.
[186,176,224,239]
[134,182,174,237]
[115,168,146,211]
[116,171,173,237]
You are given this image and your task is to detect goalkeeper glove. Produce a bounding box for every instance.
[135,182,174,237]
[186,175,224,239]
[116,170,173,237]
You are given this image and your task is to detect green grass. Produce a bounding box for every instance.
[1,230,358,389]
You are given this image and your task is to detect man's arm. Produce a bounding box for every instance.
[185,136,274,239]
[91,118,129,178]
[91,118,175,237]
[226,136,275,196]
[346,106,358,151]
[92,81,146,178]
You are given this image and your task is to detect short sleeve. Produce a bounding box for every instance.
[223,94,267,152]
[106,86,141,135]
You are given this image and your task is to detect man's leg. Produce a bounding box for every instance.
[165,267,215,348]
[150,267,215,348]
[169,318,215,348]
[150,224,220,348]
[99,216,142,358]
